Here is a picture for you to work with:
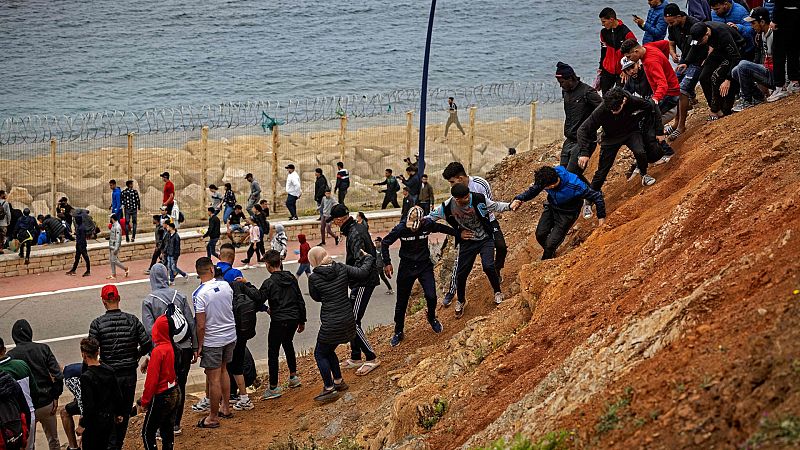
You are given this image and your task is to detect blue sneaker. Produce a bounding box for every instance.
[390,332,404,347]
[262,386,283,400]
[430,319,443,334]
[442,293,454,307]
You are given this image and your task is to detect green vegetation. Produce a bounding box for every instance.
[596,387,634,434]
[268,436,362,450]
[746,415,800,447]
[472,430,576,450]
[409,297,426,315]
[419,398,448,430]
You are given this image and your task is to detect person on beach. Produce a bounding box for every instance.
[204,207,221,259]
[334,161,350,206]
[164,221,187,284]
[222,183,236,224]
[314,168,329,209]
[444,97,466,137]
[66,214,91,276]
[307,246,375,403]
[271,224,288,261]
[318,188,339,246]
[664,3,703,141]
[244,173,261,219]
[14,208,37,264]
[285,164,301,221]
[556,61,602,180]
[161,172,175,214]
[208,184,223,216]
[240,218,263,270]
[259,250,306,399]
[427,183,512,318]
[598,7,638,93]
[327,205,382,376]
[510,166,607,260]
[76,337,126,450]
[374,237,394,295]
[381,206,456,346]
[121,180,140,243]
[88,285,151,449]
[138,314,180,450]
[108,214,129,280]
[417,174,435,215]
[296,234,312,278]
[375,169,401,209]
[109,180,122,219]
[633,0,669,43]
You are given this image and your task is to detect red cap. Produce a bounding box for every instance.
[101,284,120,301]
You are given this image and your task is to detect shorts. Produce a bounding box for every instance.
[229,224,243,233]
[200,341,236,369]
[227,338,248,375]
[679,64,700,97]
[65,399,80,416]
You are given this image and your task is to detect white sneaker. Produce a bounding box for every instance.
[654,155,672,165]
[242,264,253,270]
[494,292,504,305]
[257,263,266,268]
[788,81,800,94]
[191,397,210,412]
[767,86,789,102]
[582,201,593,219]
[641,174,657,186]
[232,397,254,411]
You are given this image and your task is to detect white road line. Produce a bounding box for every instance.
[4,333,88,350]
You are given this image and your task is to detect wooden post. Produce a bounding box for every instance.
[528,101,538,151]
[126,132,134,182]
[201,126,209,206]
[467,106,477,173]
[271,125,280,214]
[405,110,414,158]
[338,115,347,164]
[50,139,57,215]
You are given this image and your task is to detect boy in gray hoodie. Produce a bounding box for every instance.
[108,214,128,279]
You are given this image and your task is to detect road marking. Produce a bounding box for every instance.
[4,333,88,350]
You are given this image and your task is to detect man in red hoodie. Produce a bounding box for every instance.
[139,315,179,450]
[599,7,638,93]
[296,234,311,278]
[620,38,682,117]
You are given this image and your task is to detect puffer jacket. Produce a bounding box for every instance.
[308,255,375,345]
[7,319,63,409]
[340,217,379,288]
[89,309,152,373]
[259,270,307,324]
[140,315,176,409]
[142,263,198,351]
[42,216,65,241]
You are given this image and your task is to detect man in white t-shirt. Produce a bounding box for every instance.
[192,257,236,428]
[285,164,302,220]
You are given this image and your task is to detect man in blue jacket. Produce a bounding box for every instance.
[510,166,606,260]
[634,0,669,43]
[109,180,122,218]
[709,0,755,59]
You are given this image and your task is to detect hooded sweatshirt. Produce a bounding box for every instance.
[79,362,125,428]
[271,224,287,259]
[140,315,177,409]
[7,320,64,409]
[259,270,307,324]
[0,372,30,448]
[297,234,311,264]
[142,263,198,351]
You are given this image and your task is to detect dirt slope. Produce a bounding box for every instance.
[124,97,800,450]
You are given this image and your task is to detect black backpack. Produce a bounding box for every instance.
[0,373,27,450]
[231,281,258,341]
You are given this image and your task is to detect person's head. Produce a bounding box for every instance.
[621,57,640,77]
[259,199,269,208]
[264,250,282,272]
[100,284,120,310]
[337,161,344,169]
[406,166,417,176]
[110,213,118,223]
[23,208,30,217]
[209,184,218,192]
[534,166,562,189]
[234,205,243,214]
[448,97,454,104]
[442,161,469,186]
[385,168,393,177]
[405,205,425,232]
[195,257,215,282]
[151,214,159,225]
[450,183,471,207]
[555,61,579,90]
[689,22,711,46]
[80,337,100,363]
[0,190,5,200]
[621,39,645,62]
[357,211,367,224]
[109,179,116,190]
[647,0,663,8]
[663,3,686,26]
[421,174,429,184]
[125,180,134,188]
[508,148,517,156]
[402,186,409,197]
[709,0,732,16]
[745,7,771,33]
[604,88,628,114]
[274,223,285,235]
[160,171,170,182]
[36,214,44,223]
[220,243,236,263]
[167,221,176,233]
[329,204,351,227]
[308,246,332,268]
[324,188,332,198]
[245,173,253,182]
[224,182,232,191]
[0,337,5,357]
[159,205,167,215]
[315,168,322,178]
[374,236,383,245]
[285,164,295,173]
[599,7,618,29]
[254,204,263,214]
[207,207,215,217]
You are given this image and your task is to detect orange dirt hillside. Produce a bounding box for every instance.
[124,96,800,450]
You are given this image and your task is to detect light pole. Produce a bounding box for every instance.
[417,0,437,177]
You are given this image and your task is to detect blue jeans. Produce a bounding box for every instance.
[314,341,342,389]
[207,238,219,259]
[296,263,311,277]
[678,64,701,98]
[167,256,186,282]
[285,194,299,218]
[223,205,234,224]
[731,60,773,102]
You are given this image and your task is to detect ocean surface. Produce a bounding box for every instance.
[0,0,644,119]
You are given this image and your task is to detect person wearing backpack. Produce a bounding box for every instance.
[7,320,63,450]
[76,337,126,450]
[13,209,36,265]
[142,263,197,435]
[0,371,31,450]
[0,338,37,450]
[138,315,180,450]
[374,169,400,209]
[259,250,307,400]
[228,278,265,411]
[0,190,10,254]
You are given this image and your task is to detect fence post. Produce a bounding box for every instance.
[405,110,414,158]
[338,115,347,164]
[50,139,57,215]
[271,125,280,214]
[528,101,538,151]
[127,132,134,182]
[467,106,477,173]
[201,126,209,206]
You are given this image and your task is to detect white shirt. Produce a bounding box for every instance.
[192,279,236,348]
[170,201,181,229]
[468,176,497,222]
[286,171,302,197]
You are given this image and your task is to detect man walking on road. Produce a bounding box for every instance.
[89,284,152,449]
[244,173,261,219]
[121,180,140,243]
[285,164,301,220]
[314,168,329,209]
[335,161,350,206]
[444,97,466,137]
[108,214,129,280]
[161,172,175,214]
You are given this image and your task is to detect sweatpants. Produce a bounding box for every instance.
[394,259,437,334]
[267,320,298,387]
[174,347,193,428]
[34,404,60,450]
[314,341,342,389]
[381,193,399,209]
[109,369,137,450]
[244,242,263,263]
[560,138,590,181]
[19,240,32,260]
[141,387,179,450]
[698,50,737,115]
[454,238,501,305]
[349,285,377,361]
[589,132,649,193]
[109,249,127,276]
[536,206,580,260]
[444,112,465,136]
[70,244,90,273]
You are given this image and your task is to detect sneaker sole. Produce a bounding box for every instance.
[233,404,255,411]
[262,394,283,400]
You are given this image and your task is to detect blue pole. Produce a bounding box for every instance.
[417,0,437,177]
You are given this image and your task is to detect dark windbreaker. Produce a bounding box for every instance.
[7,319,64,409]
[259,271,307,324]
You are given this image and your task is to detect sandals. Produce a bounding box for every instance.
[219,412,234,419]
[197,418,219,429]
[341,359,363,369]
[356,360,381,376]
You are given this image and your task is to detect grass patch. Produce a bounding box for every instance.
[746,415,800,448]
[596,387,634,434]
[419,398,448,430]
[409,297,426,315]
[268,436,362,450]
[472,430,576,450]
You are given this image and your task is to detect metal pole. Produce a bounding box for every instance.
[127,133,134,182]
[50,139,57,215]
[417,0,437,177]
[405,110,414,158]
[271,125,280,214]
[338,115,347,164]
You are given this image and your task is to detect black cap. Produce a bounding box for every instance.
[555,61,576,79]
[450,183,470,198]
[689,22,709,45]
[744,7,770,22]
[327,204,350,222]
[244,173,253,179]
[663,3,685,17]
[285,164,295,170]
[160,171,170,178]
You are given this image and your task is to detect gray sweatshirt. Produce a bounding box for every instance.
[142,263,198,351]
[109,221,123,251]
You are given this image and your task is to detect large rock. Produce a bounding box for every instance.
[31,200,50,216]
[181,184,205,208]
[222,167,248,184]
[142,187,164,213]
[7,187,33,206]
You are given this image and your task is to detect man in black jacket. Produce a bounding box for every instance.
[228,278,264,412]
[88,284,151,450]
[7,319,63,450]
[380,206,456,346]
[334,162,350,206]
[556,61,603,179]
[685,21,743,118]
[314,168,330,209]
[203,207,221,259]
[328,204,381,375]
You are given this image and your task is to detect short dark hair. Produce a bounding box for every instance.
[195,256,214,273]
[80,337,100,357]
[534,166,560,187]
[325,187,332,193]
[442,161,467,180]
[220,243,235,251]
[109,179,116,185]
[224,183,232,190]
[209,184,218,190]
[0,190,5,196]
[422,173,428,178]
[604,87,627,111]
[708,0,728,6]
[167,221,176,229]
[337,161,344,168]
[620,38,640,55]
[234,204,242,210]
[406,166,417,173]
[126,180,134,187]
[448,97,454,101]
[508,148,517,155]
[264,250,282,268]
[385,168,393,174]
[451,183,470,198]
[254,204,263,212]
[402,186,409,192]
[207,207,215,213]
[599,7,617,19]
[259,199,268,204]
[374,236,383,242]
[245,173,253,179]
[315,168,323,174]
[152,214,161,222]
[37,214,44,221]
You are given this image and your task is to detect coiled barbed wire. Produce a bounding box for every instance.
[0,81,560,145]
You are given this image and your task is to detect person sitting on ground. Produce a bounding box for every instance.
[296,234,312,278]
[728,7,775,111]
[226,205,247,246]
[381,206,457,347]
[374,237,394,295]
[259,250,307,400]
[60,363,83,450]
[204,207,221,260]
[510,166,607,260]
[76,337,126,450]
[55,197,75,241]
[240,218,263,270]
[307,246,375,404]
[318,188,339,246]
[271,224,288,261]
[555,61,603,180]
[138,315,180,450]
